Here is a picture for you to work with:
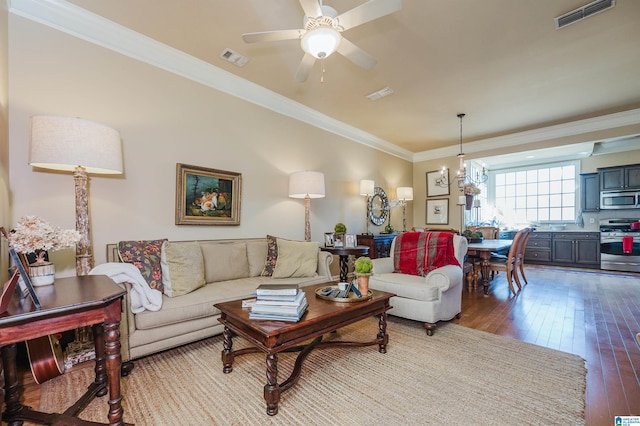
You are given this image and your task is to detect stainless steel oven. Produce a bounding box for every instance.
[599,218,640,272]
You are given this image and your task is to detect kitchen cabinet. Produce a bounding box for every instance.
[599,164,640,191]
[357,233,396,258]
[524,232,552,263]
[551,233,600,267]
[580,172,599,212]
[525,231,600,268]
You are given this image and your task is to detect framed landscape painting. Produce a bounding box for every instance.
[426,198,449,225]
[175,163,242,225]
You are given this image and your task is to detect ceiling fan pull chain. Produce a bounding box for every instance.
[321,59,325,83]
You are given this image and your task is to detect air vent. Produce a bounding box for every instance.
[555,0,615,29]
[219,48,248,67]
[366,86,394,101]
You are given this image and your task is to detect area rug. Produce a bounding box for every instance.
[40,318,586,425]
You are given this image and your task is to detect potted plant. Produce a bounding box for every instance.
[354,256,373,295]
[334,222,347,246]
[462,229,484,243]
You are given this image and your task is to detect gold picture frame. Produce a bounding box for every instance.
[175,163,242,225]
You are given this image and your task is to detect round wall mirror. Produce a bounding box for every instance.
[369,187,389,226]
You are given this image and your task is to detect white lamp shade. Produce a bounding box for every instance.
[397,187,413,201]
[360,179,375,196]
[300,27,342,59]
[289,171,325,199]
[30,115,123,174]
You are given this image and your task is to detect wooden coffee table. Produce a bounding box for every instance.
[214,285,394,416]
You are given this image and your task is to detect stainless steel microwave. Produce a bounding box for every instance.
[600,190,640,209]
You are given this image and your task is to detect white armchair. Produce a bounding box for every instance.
[369,234,468,336]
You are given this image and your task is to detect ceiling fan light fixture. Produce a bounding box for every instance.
[301,26,341,59]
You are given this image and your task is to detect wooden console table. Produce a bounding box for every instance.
[357,233,397,258]
[0,275,131,425]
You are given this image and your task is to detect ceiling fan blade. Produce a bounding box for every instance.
[242,29,304,44]
[335,0,402,31]
[298,0,323,19]
[336,38,377,70]
[295,53,316,82]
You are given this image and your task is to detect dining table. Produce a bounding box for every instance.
[466,239,513,295]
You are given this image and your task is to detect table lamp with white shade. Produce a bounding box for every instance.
[29,115,123,276]
[289,171,325,242]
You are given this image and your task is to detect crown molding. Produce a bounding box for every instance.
[8,0,414,161]
[413,108,640,162]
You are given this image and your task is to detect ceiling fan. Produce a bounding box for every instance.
[242,0,402,82]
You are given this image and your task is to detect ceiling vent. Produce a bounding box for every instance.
[219,48,248,67]
[366,86,394,101]
[555,0,615,29]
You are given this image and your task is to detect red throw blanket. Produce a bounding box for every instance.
[393,232,460,276]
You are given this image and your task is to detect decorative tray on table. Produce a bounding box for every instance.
[315,284,372,303]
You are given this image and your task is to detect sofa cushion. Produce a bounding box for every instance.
[246,240,268,277]
[200,242,249,283]
[118,239,167,293]
[161,241,206,297]
[369,273,440,302]
[272,239,319,278]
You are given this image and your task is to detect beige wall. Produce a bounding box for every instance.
[414,148,640,234]
[0,3,8,277]
[7,16,412,277]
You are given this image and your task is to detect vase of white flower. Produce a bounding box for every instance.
[8,216,80,286]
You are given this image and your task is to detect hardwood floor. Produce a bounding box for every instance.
[455,265,640,425]
[8,265,640,425]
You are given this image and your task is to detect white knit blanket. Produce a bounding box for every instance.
[89,263,163,313]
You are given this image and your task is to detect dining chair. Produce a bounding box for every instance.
[468,226,499,240]
[486,228,529,296]
[514,228,534,287]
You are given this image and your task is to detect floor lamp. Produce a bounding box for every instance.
[289,171,325,242]
[29,115,123,276]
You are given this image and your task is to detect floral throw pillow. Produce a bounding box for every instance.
[260,235,279,277]
[118,239,167,293]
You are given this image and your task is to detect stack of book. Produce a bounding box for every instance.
[249,284,307,322]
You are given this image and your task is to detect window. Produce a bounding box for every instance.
[493,162,576,223]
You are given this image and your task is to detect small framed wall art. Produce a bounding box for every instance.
[426,169,450,197]
[426,198,449,225]
[175,163,242,225]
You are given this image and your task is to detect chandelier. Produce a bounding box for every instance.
[437,113,488,191]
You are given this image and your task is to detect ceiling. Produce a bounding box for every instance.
[39,1,640,160]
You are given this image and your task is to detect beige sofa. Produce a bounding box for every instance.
[368,234,468,336]
[105,237,333,363]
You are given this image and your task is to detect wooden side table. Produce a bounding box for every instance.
[0,275,131,426]
[320,245,369,282]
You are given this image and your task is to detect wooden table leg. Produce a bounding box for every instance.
[479,252,491,295]
[377,311,388,353]
[338,255,349,282]
[264,353,280,416]
[1,343,25,425]
[104,319,125,425]
[221,326,234,374]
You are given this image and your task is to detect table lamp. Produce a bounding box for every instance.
[289,171,325,241]
[396,187,413,232]
[360,179,375,234]
[29,115,123,276]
